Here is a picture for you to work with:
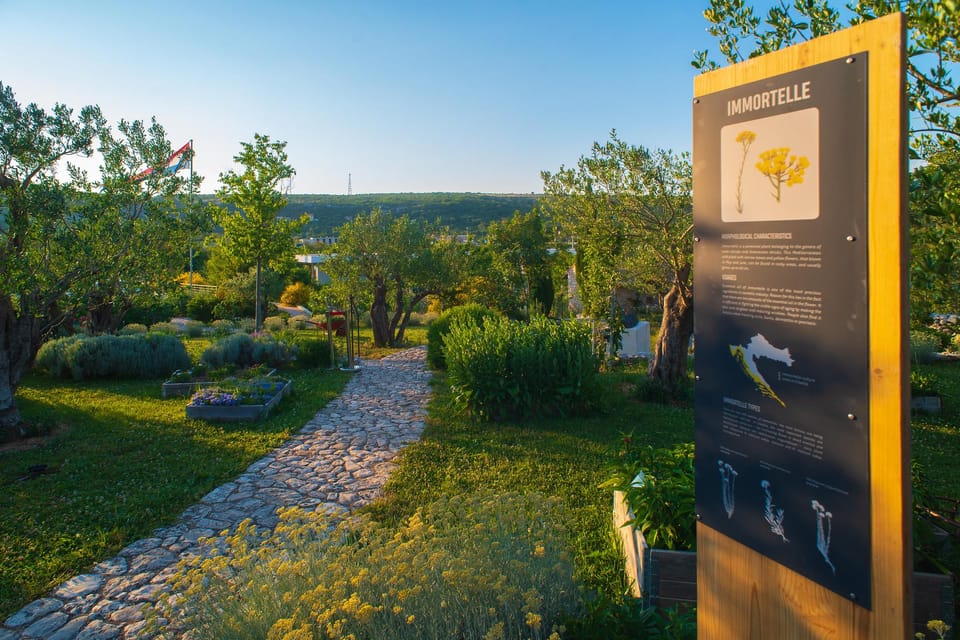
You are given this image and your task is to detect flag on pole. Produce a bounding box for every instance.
[132,141,192,182]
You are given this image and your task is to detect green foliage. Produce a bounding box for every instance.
[214,133,306,331]
[693,0,959,148]
[603,440,696,551]
[156,492,578,640]
[34,334,191,380]
[210,319,235,337]
[564,596,696,640]
[148,322,179,335]
[911,369,941,396]
[541,132,694,390]
[912,329,942,364]
[123,292,185,328]
[183,320,205,338]
[426,303,501,370]
[118,323,148,335]
[185,293,218,323]
[278,330,335,369]
[262,315,286,332]
[326,207,460,347]
[484,208,557,320]
[271,192,540,235]
[199,333,293,370]
[445,316,600,421]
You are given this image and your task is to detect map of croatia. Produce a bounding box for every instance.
[729,334,794,407]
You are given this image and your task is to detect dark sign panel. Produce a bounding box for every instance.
[693,54,871,607]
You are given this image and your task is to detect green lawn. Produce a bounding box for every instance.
[0,363,351,620]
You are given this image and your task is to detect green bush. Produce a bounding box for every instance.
[278,330,335,369]
[911,330,941,364]
[123,294,184,327]
[148,322,179,335]
[289,315,309,331]
[183,320,205,338]
[211,319,235,337]
[118,323,148,335]
[263,315,286,332]
[185,293,218,323]
[200,333,293,370]
[444,316,600,421]
[602,440,696,551]
[34,334,191,380]
[426,303,501,370]
[155,492,579,640]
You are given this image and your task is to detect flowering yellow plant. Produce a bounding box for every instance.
[755,147,810,203]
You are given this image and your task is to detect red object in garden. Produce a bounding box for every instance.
[307,311,347,336]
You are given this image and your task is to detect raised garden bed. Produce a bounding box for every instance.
[185,378,291,422]
[612,490,955,630]
[162,380,214,399]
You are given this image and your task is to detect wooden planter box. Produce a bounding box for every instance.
[185,380,291,422]
[613,491,955,628]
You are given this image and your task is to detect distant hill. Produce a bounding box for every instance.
[201,193,541,235]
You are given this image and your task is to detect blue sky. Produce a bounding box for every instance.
[3,1,724,194]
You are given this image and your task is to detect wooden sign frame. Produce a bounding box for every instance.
[692,13,908,639]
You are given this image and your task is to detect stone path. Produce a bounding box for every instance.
[1,347,431,640]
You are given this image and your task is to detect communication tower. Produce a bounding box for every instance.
[347,173,352,196]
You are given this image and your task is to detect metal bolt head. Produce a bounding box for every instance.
[845,235,856,242]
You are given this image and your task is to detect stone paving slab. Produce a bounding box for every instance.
[2,347,431,639]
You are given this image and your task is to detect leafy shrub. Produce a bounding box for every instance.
[289,315,309,331]
[123,293,184,326]
[278,330,334,369]
[183,320,206,338]
[149,322,179,335]
[185,293,218,323]
[911,370,940,397]
[238,318,256,333]
[210,319,235,337]
[118,323,148,335]
[263,315,286,332]
[200,333,293,370]
[407,311,439,327]
[602,440,695,551]
[34,334,191,380]
[911,330,941,364]
[444,316,600,421]
[426,303,501,370]
[280,281,313,306]
[155,492,579,640]
[953,332,960,352]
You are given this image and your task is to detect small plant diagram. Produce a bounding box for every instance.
[811,498,836,574]
[721,107,819,222]
[761,479,789,542]
[718,459,739,518]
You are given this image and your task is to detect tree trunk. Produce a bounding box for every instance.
[0,296,40,437]
[649,280,694,394]
[370,278,391,347]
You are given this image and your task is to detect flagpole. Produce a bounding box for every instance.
[188,139,194,288]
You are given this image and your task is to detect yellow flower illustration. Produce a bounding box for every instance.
[755,147,810,203]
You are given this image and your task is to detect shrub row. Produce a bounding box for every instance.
[426,303,501,370]
[444,315,600,421]
[199,334,293,370]
[35,334,191,380]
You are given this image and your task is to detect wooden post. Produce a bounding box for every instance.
[693,14,908,639]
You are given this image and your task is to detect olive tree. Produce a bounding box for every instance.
[542,132,694,392]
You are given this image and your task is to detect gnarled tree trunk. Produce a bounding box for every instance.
[369,277,391,347]
[0,295,41,436]
[649,275,694,393]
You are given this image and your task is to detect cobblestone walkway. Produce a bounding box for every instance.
[1,347,431,640]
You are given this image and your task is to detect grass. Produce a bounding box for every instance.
[911,358,960,500]
[364,360,694,599]
[0,341,352,620]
